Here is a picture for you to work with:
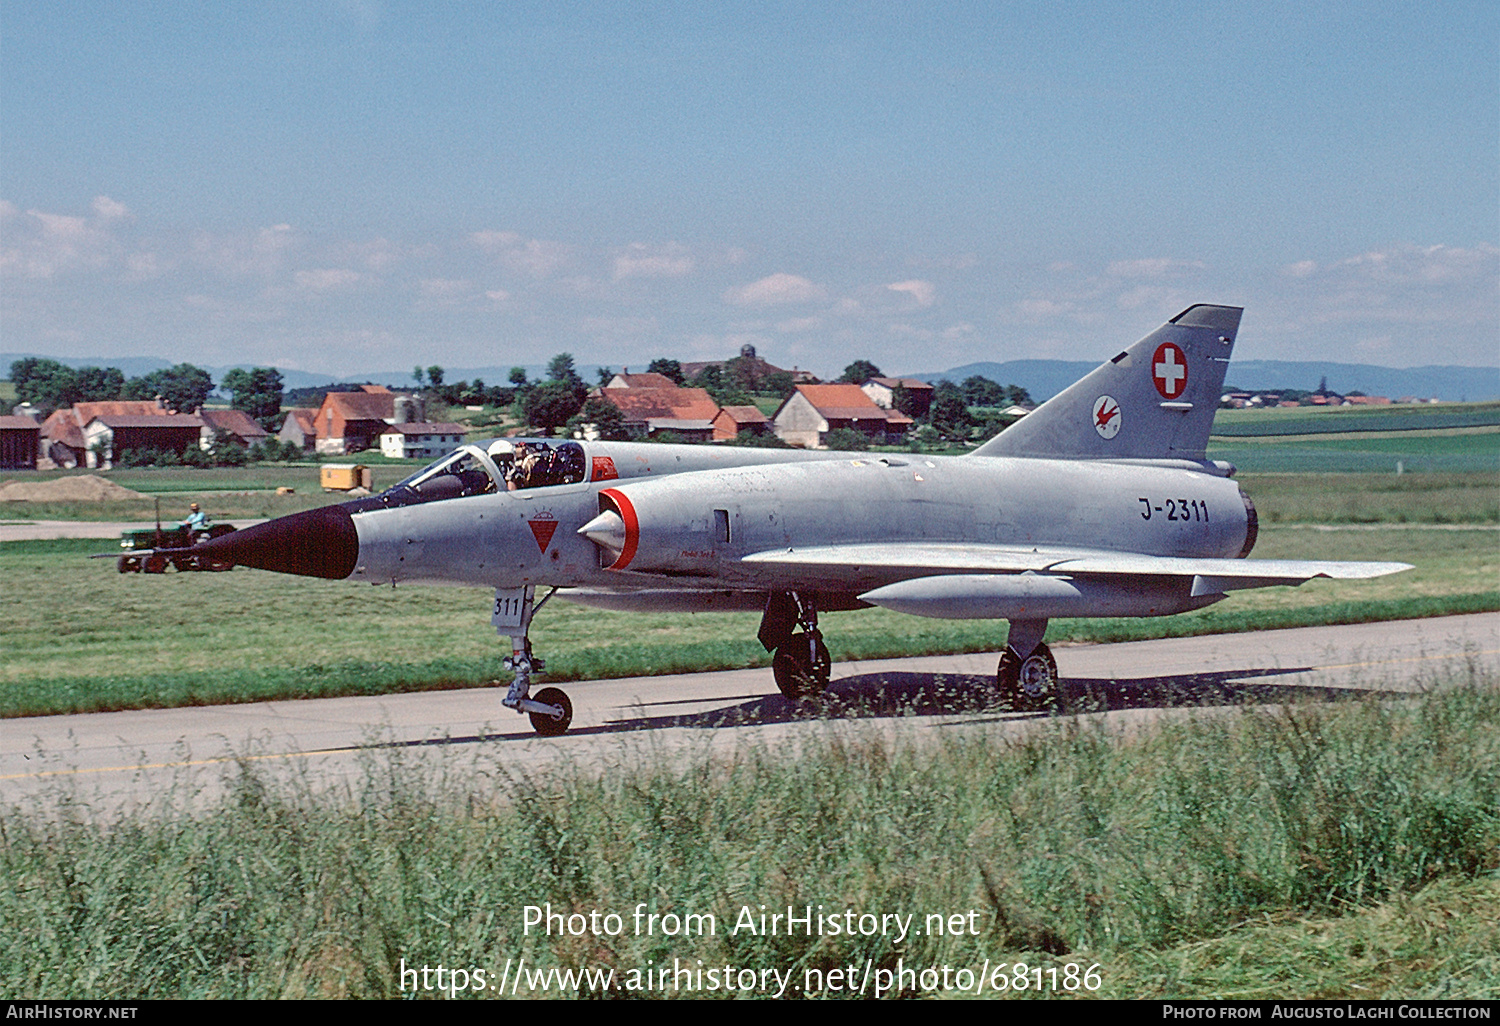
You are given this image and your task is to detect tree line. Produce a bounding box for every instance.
[9,358,285,431]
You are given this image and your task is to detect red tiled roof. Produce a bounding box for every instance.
[284,409,318,432]
[793,384,913,424]
[611,372,680,389]
[198,409,269,438]
[86,414,205,429]
[715,405,770,425]
[599,387,721,423]
[868,377,933,391]
[72,400,170,420]
[322,391,397,422]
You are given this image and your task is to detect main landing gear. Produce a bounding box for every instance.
[996,618,1059,711]
[760,591,831,700]
[496,585,573,736]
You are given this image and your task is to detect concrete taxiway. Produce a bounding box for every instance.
[2,612,1495,821]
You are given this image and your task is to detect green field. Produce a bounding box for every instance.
[1211,400,1500,436]
[2,519,1494,718]
[1206,402,1500,473]
[1209,431,1499,474]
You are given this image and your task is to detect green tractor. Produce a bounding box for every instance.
[117,523,238,573]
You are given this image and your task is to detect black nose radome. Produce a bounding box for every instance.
[192,504,359,579]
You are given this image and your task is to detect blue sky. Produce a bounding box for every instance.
[3,1,1496,378]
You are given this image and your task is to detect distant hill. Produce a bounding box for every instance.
[911,360,1500,403]
[11,351,1496,404]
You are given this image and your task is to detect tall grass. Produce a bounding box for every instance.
[5,678,1496,998]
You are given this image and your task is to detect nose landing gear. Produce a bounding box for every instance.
[496,586,573,735]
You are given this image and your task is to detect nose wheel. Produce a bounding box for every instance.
[495,586,574,736]
[526,686,573,737]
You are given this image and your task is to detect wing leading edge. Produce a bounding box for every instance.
[741,543,1412,620]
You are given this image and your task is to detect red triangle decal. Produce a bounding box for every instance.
[528,520,559,553]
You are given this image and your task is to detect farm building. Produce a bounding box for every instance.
[0,415,40,470]
[772,384,913,448]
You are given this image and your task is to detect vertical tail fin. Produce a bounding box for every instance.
[973,304,1241,460]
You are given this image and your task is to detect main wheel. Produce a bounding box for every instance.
[772,632,831,700]
[528,686,573,737]
[997,644,1058,710]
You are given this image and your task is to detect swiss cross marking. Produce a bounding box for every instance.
[1152,342,1188,399]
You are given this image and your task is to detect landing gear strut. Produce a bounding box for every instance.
[996,618,1059,711]
[761,591,831,700]
[496,586,573,735]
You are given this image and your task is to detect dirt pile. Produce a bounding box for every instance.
[0,475,148,502]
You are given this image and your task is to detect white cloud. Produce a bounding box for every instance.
[295,268,362,291]
[0,201,130,278]
[1282,259,1318,278]
[1012,298,1074,322]
[613,242,695,280]
[1106,258,1206,279]
[886,279,936,307]
[191,223,298,277]
[91,195,131,221]
[723,272,826,306]
[471,229,572,277]
[419,277,472,298]
[775,316,823,333]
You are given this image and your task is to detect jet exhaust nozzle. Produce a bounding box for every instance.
[189,504,360,580]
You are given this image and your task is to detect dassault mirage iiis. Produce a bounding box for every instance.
[177,305,1409,734]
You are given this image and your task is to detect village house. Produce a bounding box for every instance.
[604,370,681,390]
[81,413,205,468]
[311,385,396,455]
[860,377,935,419]
[0,415,41,470]
[39,400,184,468]
[197,408,270,449]
[277,408,319,451]
[712,405,772,441]
[772,384,913,448]
[379,422,470,460]
[596,386,723,442]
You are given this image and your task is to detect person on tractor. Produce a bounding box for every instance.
[182,502,211,544]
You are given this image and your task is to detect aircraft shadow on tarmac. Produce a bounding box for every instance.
[377,666,1378,749]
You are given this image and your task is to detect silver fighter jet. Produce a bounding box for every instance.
[182,305,1410,734]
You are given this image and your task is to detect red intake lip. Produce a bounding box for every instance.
[599,487,639,570]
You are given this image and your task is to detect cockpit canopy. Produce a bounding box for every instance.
[392,446,499,502]
[349,439,590,512]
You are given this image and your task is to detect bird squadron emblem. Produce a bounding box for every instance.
[1092,395,1122,439]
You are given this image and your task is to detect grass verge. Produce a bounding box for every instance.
[4,680,1496,998]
